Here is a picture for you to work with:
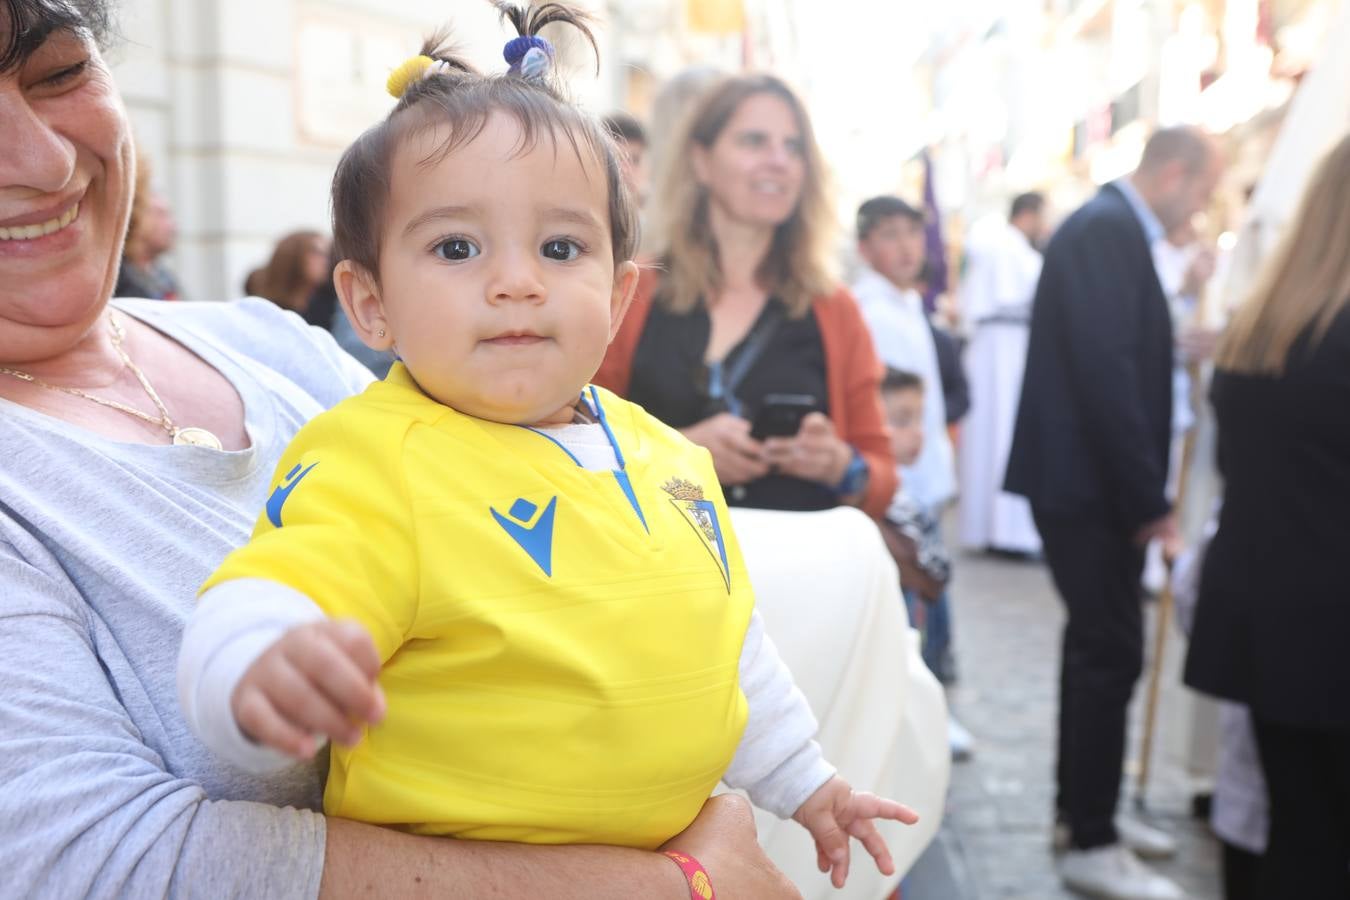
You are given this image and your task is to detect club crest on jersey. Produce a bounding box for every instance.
[662,478,730,592]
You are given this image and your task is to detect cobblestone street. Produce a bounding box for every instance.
[906,546,1223,900]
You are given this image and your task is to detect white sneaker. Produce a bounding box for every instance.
[948,716,975,761]
[1053,818,1178,860]
[1059,844,1185,900]
[1116,817,1178,859]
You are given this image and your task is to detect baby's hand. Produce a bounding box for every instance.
[231,620,386,759]
[792,776,920,888]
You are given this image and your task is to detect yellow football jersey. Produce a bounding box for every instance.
[205,363,753,848]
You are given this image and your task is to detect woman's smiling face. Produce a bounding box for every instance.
[693,92,807,231]
[0,16,134,363]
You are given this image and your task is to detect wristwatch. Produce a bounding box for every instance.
[832,448,869,497]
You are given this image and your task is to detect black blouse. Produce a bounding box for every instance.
[628,297,834,511]
[1184,306,1350,729]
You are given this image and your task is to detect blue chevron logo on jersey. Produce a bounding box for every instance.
[490,496,558,577]
[266,461,318,528]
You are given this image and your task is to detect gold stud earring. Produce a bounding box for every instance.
[378,328,386,338]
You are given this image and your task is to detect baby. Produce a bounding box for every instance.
[178,3,915,890]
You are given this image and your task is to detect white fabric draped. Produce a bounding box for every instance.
[724,507,950,899]
[957,222,1043,553]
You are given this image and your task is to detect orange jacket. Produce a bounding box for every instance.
[595,270,898,519]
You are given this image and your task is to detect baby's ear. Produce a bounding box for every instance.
[608,260,641,342]
[334,261,394,351]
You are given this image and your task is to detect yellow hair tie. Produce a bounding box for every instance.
[387,55,435,99]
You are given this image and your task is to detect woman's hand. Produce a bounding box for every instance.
[763,412,853,487]
[662,794,803,899]
[681,413,770,486]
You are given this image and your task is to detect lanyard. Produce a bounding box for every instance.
[706,303,785,417]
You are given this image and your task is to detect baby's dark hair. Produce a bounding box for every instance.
[330,2,639,280]
[881,367,924,394]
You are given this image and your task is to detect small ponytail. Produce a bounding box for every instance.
[495,2,599,82]
[387,31,478,101]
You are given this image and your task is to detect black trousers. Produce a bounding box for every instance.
[1252,719,1350,899]
[1222,841,1261,900]
[1034,509,1145,850]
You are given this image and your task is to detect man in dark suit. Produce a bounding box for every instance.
[1006,126,1223,900]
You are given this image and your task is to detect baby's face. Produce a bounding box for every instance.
[363,111,635,425]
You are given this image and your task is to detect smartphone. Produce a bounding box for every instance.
[751,394,819,440]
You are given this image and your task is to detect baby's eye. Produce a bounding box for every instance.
[434,238,480,261]
[541,239,582,262]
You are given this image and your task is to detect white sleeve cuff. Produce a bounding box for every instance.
[177,579,327,774]
[746,742,836,820]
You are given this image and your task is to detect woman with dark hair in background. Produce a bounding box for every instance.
[596,73,896,518]
[244,228,330,314]
[113,145,181,300]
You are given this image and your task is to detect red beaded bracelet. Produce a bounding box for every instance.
[662,850,716,900]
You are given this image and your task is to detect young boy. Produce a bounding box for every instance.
[601,110,649,205]
[877,363,974,760]
[878,370,951,658]
[853,197,963,677]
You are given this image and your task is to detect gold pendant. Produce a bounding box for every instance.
[173,426,224,450]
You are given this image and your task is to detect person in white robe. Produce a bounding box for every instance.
[1151,220,1218,438]
[957,193,1047,555]
[1143,220,1219,593]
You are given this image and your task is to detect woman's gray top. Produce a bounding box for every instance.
[0,298,372,898]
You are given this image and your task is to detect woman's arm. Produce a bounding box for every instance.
[321,792,801,899]
[321,819,684,899]
[321,820,698,899]
[0,557,328,898]
[830,294,899,518]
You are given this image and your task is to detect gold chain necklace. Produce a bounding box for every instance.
[0,312,224,450]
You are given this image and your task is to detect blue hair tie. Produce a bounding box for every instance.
[503,35,553,68]
[518,47,550,80]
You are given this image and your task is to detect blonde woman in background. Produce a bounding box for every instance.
[596,73,896,518]
[1185,133,1350,900]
